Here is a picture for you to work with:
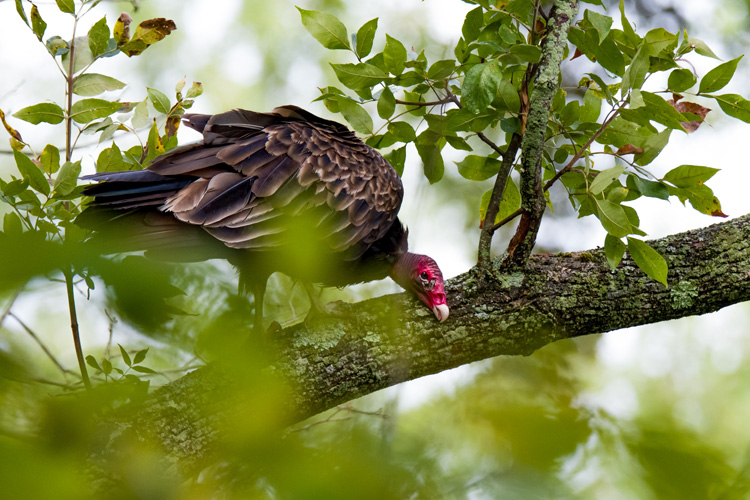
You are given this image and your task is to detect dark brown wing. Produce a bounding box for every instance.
[148,106,404,261]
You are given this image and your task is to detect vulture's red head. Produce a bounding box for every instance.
[392,253,449,322]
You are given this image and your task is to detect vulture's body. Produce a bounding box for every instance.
[80,106,448,326]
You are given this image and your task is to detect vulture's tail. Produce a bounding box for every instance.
[79,170,194,210]
[77,171,229,261]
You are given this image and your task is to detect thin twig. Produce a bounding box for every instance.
[543,96,629,192]
[394,96,455,107]
[8,312,70,375]
[489,207,523,232]
[65,269,91,391]
[0,287,22,328]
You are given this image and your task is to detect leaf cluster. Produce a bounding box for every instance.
[297,0,750,286]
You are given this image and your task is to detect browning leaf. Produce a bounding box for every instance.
[113,12,132,46]
[119,18,176,57]
[0,108,24,144]
[617,144,644,155]
[571,47,584,60]
[165,114,180,140]
[670,99,711,133]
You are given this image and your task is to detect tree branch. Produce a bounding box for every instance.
[504,0,579,268]
[89,213,750,488]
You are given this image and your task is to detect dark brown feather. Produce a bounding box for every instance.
[81,105,406,286]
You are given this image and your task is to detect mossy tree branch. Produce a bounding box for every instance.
[505,0,579,267]
[89,213,750,487]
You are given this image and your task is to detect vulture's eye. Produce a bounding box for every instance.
[420,271,429,280]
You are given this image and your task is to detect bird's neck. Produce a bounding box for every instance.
[390,252,421,289]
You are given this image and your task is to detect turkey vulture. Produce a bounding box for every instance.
[79,105,448,330]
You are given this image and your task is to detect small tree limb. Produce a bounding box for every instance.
[504,0,579,268]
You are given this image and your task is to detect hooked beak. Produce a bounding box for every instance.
[432,303,449,322]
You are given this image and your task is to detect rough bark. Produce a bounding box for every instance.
[90,213,750,485]
[505,0,579,267]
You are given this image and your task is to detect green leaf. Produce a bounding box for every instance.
[642,28,678,56]
[119,18,177,57]
[461,61,503,113]
[586,72,615,104]
[663,164,718,188]
[88,16,110,57]
[97,143,125,173]
[185,81,203,99]
[70,98,121,124]
[15,0,29,25]
[132,365,157,374]
[377,87,396,119]
[85,355,101,371]
[132,99,149,129]
[53,160,81,196]
[40,144,60,175]
[626,174,669,200]
[673,184,726,217]
[627,237,668,286]
[634,129,671,166]
[560,101,580,127]
[331,63,390,90]
[462,6,483,42]
[336,99,373,134]
[12,103,64,125]
[493,79,520,113]
[668,68,697,93]
[509,44,542,63]
[479,178,520,227]
[384,34,407,75]
[30,4,47,41]
[355,18,378,58]
[14,149,49,196]
[3,212,23,235]
[622,43,649,93]
[589,166,625,195]
[55,0,75,15]
[147,87,171,114]
[384,145,406,176]
[387,121,416,142]
[118,344,132,367]
[445,108,494,132]
[427,60,456,81]
[45,36,69,57]
[296,7,350,51]
[445,135,472,151]
[585,10,612,43]
[580,90,602,122]
[415,130,445,183]
[699,56,743,94]
[688,38,720,59]
[594,198,631,237]
[73,73,126,96]
[604,234,626,270]
[133,348,149,365]
[456,155,502,181]
[712,93,750,123]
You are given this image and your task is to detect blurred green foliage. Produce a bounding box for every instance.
[2,0,750,499]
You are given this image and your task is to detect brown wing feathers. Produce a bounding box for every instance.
[82,106,404,264]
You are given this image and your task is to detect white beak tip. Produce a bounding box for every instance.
[432,304,450,322]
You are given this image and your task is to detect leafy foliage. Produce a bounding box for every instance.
[298,0,749,283]
[3,1,750,498]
